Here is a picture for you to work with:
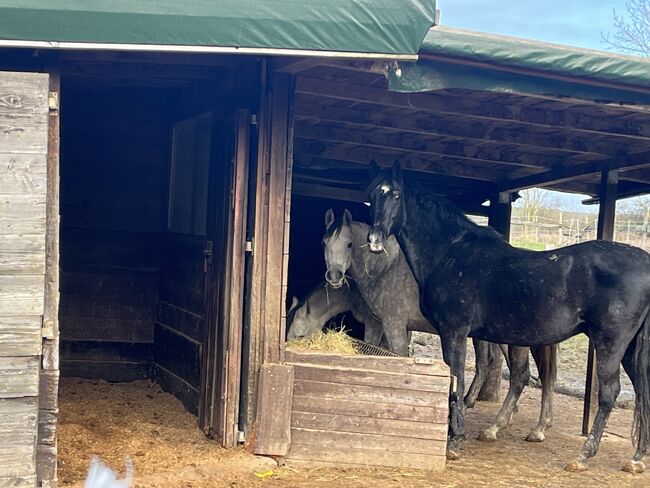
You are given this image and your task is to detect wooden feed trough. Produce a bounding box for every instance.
[254,348,450,471]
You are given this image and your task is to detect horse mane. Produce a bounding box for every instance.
[409,184,503,243]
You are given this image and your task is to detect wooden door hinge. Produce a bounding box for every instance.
[48,92,59,111]
[42,318,55,339]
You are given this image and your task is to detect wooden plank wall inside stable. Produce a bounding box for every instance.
[59,81,175,383]
[0,72,49,488]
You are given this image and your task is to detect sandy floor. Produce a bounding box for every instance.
[58,377,648,488]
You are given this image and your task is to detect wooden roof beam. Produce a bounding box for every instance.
[294,140,513,182]
[296,77,650,141]
[498,149,650,192]
[582,180,650,204]
[292,161,492,192]
[295,122,584,169]
[295,103,609,158]
[292,180,491,216]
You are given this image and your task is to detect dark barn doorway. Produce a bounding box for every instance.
[57,55,258,447]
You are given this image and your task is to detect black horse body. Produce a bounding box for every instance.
[367,162,650,473]
[403,204,650,347]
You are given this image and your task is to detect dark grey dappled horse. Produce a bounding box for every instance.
[367,160,650,473]
[311,208,558,443]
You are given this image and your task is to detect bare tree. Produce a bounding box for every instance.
[515,188,549,239]
[602,0,650,56]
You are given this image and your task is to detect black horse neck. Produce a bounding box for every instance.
[397,186,504,284]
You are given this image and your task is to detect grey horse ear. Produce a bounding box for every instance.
[392,160,403,184]
[369,159,380,179]
[289,296,299,312]
[343,209,353,225]
[325,208,335,229]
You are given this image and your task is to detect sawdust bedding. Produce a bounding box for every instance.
[58,378,238,486]
[59,377,648,487]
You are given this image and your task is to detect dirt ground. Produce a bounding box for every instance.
[58,377,648,488]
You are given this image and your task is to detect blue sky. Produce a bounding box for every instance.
[438,0,630,212]
[439,0,627,51]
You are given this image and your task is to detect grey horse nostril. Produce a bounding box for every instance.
[326,270,342,283]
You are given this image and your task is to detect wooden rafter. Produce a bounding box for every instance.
[293,156,492,192]
[296,77,650,141]
[294,140,518,182]
[295,103,609,158]
[498,149,650,192]
[295,122,586,169]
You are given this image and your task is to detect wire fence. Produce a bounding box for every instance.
[470,213,650,252]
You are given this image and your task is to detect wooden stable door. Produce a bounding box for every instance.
[199,110,251,447]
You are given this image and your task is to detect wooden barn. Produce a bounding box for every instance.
[1,1,650,486]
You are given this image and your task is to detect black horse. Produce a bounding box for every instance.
[366,161,650,473]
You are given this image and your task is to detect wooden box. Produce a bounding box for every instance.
[283,349,450,471]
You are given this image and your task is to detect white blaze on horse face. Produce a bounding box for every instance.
[380,184,392,194]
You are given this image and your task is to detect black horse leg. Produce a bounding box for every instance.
[565,342,623,472]
[464,338,489,408]
[478,346,530,442]
[439,328,468,460]
[527,344,558,442]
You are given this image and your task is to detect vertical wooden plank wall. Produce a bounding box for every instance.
[0,72,50,487]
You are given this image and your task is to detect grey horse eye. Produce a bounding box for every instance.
[347,242,352,248]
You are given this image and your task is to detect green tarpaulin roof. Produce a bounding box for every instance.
[390,26,650,104]
[0,0,438,57]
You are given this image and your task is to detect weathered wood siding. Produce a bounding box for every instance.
[59,83,173,381]
[284,350,449,471]
[0,71,49,487]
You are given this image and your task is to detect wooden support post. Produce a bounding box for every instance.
[478,193,512,402]
[582,169,618,436]
[38,62,61,488]
[261,71,295,365]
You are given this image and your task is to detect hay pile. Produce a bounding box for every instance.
[286,329,358,355]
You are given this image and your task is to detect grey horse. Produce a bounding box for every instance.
[286,281,384,346]
[319,208,558,443]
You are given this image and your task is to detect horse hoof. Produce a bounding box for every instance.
[525,431,545,443]
[477,428,497,442]
[622,460,646,474]
[465,401,475,410]
[564,461,588,472]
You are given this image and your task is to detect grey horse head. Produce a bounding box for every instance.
[286,296,320,340]
[323,208,354,289]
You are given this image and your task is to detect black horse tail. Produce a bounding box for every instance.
[631,309,650,453]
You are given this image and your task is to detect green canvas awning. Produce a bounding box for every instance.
[389,26,650,103]
[0,0,438,58]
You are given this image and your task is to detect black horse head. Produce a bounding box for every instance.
[367,160,405,253]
